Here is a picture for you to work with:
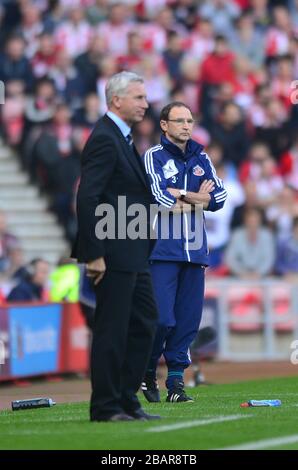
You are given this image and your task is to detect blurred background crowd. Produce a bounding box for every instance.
[0,0,298,303]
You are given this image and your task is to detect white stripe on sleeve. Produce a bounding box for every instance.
[144,146,176,208]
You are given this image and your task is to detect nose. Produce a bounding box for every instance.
[142,98,149,109]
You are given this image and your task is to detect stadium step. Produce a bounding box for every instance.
[1,199,48,211]
[12,225,64,238]
[0,142,70,265]
[0,160,21,173]
[22,239,69,252]
[6,212,57,225]
[0,186,39,200]
[0,147,14,160]
[24,251,67,265]
[0,173,28,185]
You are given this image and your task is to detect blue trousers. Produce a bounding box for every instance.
[148,261,205,371]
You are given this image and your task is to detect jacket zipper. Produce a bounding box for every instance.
[183,162,191,262]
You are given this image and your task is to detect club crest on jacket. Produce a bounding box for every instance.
[193,165,205,176]
[162,159,179,179]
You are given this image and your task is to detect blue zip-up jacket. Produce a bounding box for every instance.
[143,135,227,265]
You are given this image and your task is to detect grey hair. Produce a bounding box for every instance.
[105,71,144,107]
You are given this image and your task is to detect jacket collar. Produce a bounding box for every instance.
[103,114,149,188]
[106,110,131,140]
[160,135,204,160]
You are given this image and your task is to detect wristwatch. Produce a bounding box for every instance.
[179,189,187,200]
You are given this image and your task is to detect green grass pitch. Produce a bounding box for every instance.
[1,376,298,450]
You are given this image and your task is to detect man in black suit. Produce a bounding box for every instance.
[71,71,160,422]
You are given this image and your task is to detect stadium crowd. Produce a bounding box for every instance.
[0,0,298,302]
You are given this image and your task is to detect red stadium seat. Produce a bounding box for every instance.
[229,287,263,332]
[272,285,295,333]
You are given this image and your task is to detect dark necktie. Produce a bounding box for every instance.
[125,132,145,173]
[126,133,133,146]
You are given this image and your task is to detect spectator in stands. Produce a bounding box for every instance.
[7,258,49,302]
[248,81,272,129]
[239,141,271,184]
[0,4,4,48]
[96,56,119,115]
[200,34,235,88]
[42,0,65,34]
[137,55,171,111]
[32,102,80,200]
[55,6,93,59]
[1,79,26,146]
[279,135,298,191]
[22,77,57,154]
[205,159,245,271]
[48,49,87,110]
[173,0,198,30]
[15,2,45,59]
[225,207,275,279]
[266,184,298,242]
[86,0,109,26]
[97,3,132,56]
[162,30,185,87]
[250,0,270,33]
[252,156,284,210]
[74,35,105,93]
[271,54,295,112]
[231,55,257,112]
[117,30,144,72]
[139,0,168,21]
[254,97,292,159]
[0,35,34,91]
[229,10,265,68]
[0,210,20,275]
[289,0,298,27]
[177,57,201,114]
[133,107,159,155]
[209,101,250,168]
[31,32,60,79]
[200,35,236,127]
[138,6,186,56]
[72,92,101,130]
[199,0,240,37]
[187,17,215,63]
[275,217,298,280]
[5,246,27,283]
[265,5,293,59]
[154,6,187,42]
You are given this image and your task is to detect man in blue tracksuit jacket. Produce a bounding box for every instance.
[141,101,227,402]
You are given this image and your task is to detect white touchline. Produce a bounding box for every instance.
[146,414,252,433]
[219,434,298,450]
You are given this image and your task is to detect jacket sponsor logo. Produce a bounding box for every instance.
[162,159,179,179]
[193,165,205,176]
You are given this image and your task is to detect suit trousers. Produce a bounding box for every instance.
[90,269,157,420]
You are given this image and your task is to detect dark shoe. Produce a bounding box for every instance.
[91,413,135,422]
[141,376,160,403]
[129,408,161,421]
[166,379,194,403]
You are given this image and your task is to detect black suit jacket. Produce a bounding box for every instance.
[71,114,154,271]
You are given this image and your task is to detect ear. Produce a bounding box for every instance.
[112,95,122,110]
[160,120,167,133]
